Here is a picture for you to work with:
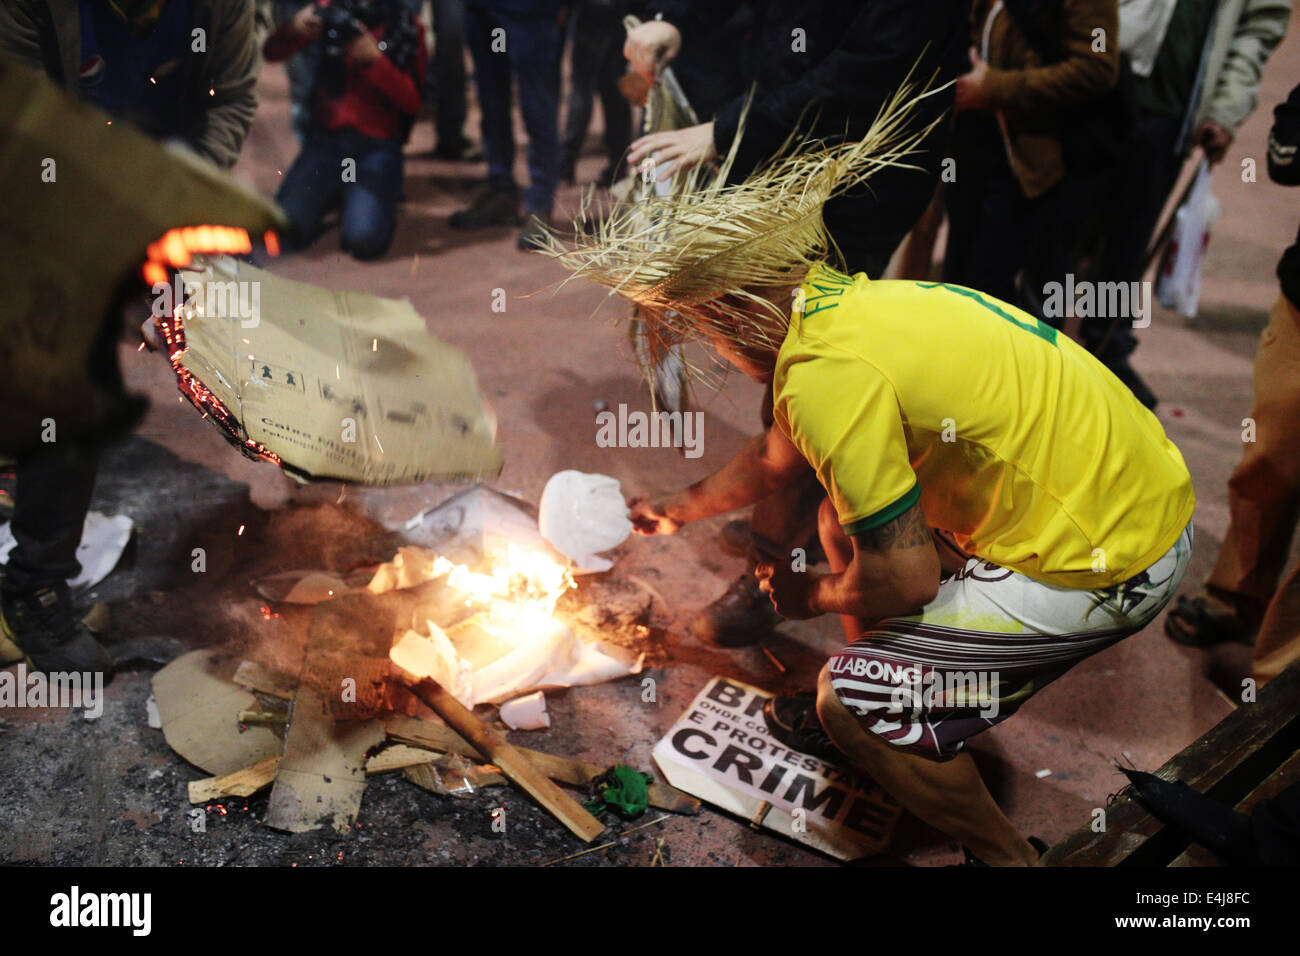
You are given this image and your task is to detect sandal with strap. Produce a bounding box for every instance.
[1164,594,1251,648]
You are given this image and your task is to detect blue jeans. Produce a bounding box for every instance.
[276,128,404,260]
[464,4,561,215]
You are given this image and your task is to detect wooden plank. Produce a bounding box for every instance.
[383,714,700,815]
[405,676,607,843]
[364,743,443,774]
[188,744,502,803]
[188,756,281,803]
[1043,662,1300,866]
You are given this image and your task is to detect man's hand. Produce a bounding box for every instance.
[623,20,682,80]
[347,27,383,66]
[755,560,819,620]
[1196,120,1234,165]
[627,122,718,181]
[628,497,682,535]
[291,4,322,40]
[954,46,991,112]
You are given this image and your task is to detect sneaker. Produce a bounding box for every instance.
[719,519,753,558]
[517,213,553,251]
[690,572,780,647]
[0,583,113,674]
[762,693,844,763]
[449,188,520,230]
[1164,594,1254,647]
[1105,356,1158,410]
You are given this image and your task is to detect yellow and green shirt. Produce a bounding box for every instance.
[772,265,1195,589]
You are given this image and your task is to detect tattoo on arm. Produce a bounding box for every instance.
[854,503,932,552]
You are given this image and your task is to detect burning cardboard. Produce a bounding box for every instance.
[161,257,503,485]
[0,60,284,455]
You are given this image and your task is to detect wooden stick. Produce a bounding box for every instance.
[406,677,606,843]
[188,756,281,804]
[383,715,700,815]
[188,744,506,803]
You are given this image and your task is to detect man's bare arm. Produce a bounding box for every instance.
[808,502,940,621]
[630,426,807,533]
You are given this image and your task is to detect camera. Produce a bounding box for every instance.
[316,1,361,59]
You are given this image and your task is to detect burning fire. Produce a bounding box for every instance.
[432,544,575,627]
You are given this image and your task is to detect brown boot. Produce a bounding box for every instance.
[690,572,780,647]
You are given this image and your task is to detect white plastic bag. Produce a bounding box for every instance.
[538,470,633,572]
[1156,159,1219,318]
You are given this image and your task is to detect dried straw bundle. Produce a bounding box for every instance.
[544,69,944,382]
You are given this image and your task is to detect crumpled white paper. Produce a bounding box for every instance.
[538,471,633,572]
[390,617,641,709]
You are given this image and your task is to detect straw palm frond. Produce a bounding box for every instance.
[544,68,946,382]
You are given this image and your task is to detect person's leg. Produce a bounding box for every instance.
[4,441,99,593]
[463,4,517,195]
[945,168,1031,304]
[1081,111,1183,360]
[593,16,631,179]
[1204,293,1300,629]
[275,132,345,250]
[505,10,562,218]
[815,665,1038,866]
[1,439,112,672]
[1251,559,1300,685]
[560,5,597,180]
[812,524,1191,863]
[339,137,404,260]
[431,0,471,152]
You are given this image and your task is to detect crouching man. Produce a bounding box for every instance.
[628,266,1194,865]
[547,92,1196,865]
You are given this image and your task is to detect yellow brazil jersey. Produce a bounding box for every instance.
[772,264,1195,589]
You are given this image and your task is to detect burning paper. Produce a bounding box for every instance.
[389,543,641,708]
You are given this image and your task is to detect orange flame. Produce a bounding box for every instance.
[140,224,279,285]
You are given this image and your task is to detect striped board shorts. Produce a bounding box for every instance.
[826,523,1194,758]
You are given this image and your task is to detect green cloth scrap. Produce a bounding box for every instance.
[584,764,652,820]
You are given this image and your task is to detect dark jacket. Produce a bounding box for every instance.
[655,0,969,276]
[0,0,259,169]
[968,0,1120,198]
[1268,80,1300,306]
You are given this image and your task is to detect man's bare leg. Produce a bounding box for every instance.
[814,498,1037,866]
[817,667,1038,865]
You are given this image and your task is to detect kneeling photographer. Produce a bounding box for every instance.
[265,0,426,260]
